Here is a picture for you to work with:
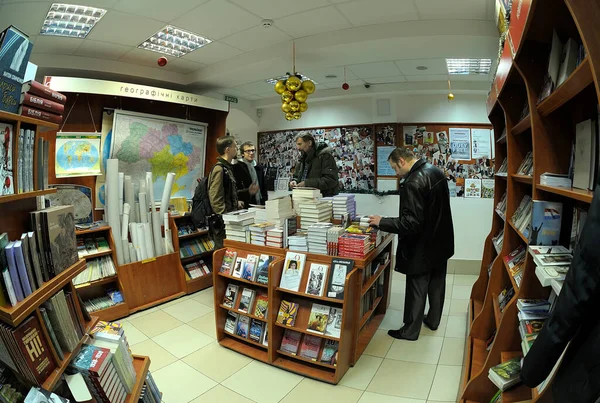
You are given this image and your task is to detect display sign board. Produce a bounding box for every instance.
[509,0,533,57]
[495,39,514,96]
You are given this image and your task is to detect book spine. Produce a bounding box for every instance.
[25,81,67,105]
[39,307,64,360]
[22,92,66,115]
[5,244,24,301]
[19,105,63,124]
[1,268,17,306]
[18,235,37,292]
[26,129,34,192]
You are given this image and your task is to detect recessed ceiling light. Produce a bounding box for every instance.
[416,66,428,71]
[325,74,338,79]
[446,58,492,75]
[265,74,318,85]
[138,25,212,58]
[40,3,107,38]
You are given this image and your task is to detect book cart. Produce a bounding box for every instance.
[460,0,600,402]
[0,110,151,401]
[212,235,393,384]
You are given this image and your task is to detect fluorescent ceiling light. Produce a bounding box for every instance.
[40,3,107,38]
[138,25,211,58]
[265,74,317,85]
[446,58,492,75]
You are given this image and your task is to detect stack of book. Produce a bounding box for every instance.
[332,194,356,220]
[139,372,162,403]
[183,259,211,280]
[179,236,214,258]
[307,223,332,255]
[77,235,110,258]
[298,200,332,229]
[326,226,346,256]
[496,158,508,177]
[177,222,200,237]
[224,210,255,243]
[0,205,79,307]
[488,357,522,391]
[248,206,267,224]
[265,196,295,226]
[266,228,284,248]
[492,229,504,254]
[504,245,526,287]
[496,192,507,220]
[72,255,116,286]
[83,290,124,313]
[291,188,321,212]
[288,233,308,252]
[540,172,572,188]
[517,298,551,356]
[248,222,275,246]
[516,151,534,176]
[511,195,532,237]
[19,81,66,125]
[530,245,572,292]
[338,233,373,258]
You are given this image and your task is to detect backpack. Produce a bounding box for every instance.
[191,163,232,228]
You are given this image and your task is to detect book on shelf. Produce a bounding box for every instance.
[307,303,330,334]
[498,286,515,312]
[231,257,246,278]
[570,206,588,251]
[488,357,522,391]
[496,157,508,175]
[280,329,302,355]
[82,290,123,313]
[0,27,34,114]
[539,30,563,103]
[511,195,532,236]
[540,172,572,188]
[532,253,572,267]
[299,334,322,361]
[504,246,526,270]
[253,292,268,319]
[73,255,116,286]
[255,254,272,285]
[241,254,259,281]
[516,151,533,176]
[18,105,62,125]
[0,122,15,196]
[320,339,339,366]
[573,118,596,190]
[517,299,551,312]
[222,284,239,308]
[529,201,563,245]
[183,260,211,280]
[279,251,306,292]
[535,265,569,286]
[249,319,264,343]
[224,311,239,334]
[276,300,299,327]
[485,329,496,352]
[220,250,237,275]
[89,336,136,394]
[327,258,354,300]
[235,315,250,338]
[305,263,328,297]
[261,326,269,346]
[24,387,70,403]
[557,37,580,87]
[325,307,342,338]
[237,288,255,314]
[21,81,67,105]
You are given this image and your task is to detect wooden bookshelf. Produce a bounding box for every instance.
[178,229,209,240]
[81,250,113,260]
[219,272,269,289]
[275,287,344,304]
[462,1,600,401]
[219,304,268,323]
[273,322,341,342]
[359,296,383,329]
[0,110,59,130]
[0,189,57,204]
[75,226,111,236]
[75,275,119,289]
[124,355,151,403]
[87,302,129,322]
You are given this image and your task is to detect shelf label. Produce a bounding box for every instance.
[142,257,157,264]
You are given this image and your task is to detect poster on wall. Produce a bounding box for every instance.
[449,128,472,160]
[95,110,114,210]
[47,184,93,224]
[471,128,492,158]
[377,146,396,176]
[482,179,495,198]
[403,126,417,146]
[55,133,102,178]
[376,125,396,145]
[465,178,482,198]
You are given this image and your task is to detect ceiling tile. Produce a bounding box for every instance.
[0,1,51,37]
[451,74,492,82]
[182,42,244,65]
[229,0,330,19]
[347,61,401,78]
[395,58,448,75]
[336,0,419,26]
[415,0,488,20]
[234,80,275,96]
[221,26,292,52]
[244,94,263,101]
[320,79,366,89]
[276,6,351,38]
[367,75,407,84]
[114,0,208,23]
[162,58,205,74]
[171,0,262,40]
[75,40,132,60]
[2,0,118,6]
[300,66,358,84]
[30,36,83,55]
[405,74,449,82]
[86,10,165,46]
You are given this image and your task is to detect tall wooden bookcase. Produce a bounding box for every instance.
[460,0,600,402]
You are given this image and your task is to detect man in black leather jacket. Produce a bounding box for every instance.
[369,148,454,340]
[520,183,600,403]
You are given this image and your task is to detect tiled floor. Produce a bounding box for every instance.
[122,272,477,403]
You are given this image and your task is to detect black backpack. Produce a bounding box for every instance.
[191,163,231,228]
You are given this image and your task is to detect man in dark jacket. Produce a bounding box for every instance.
[369,148,454,341]
[520,183,600,403]
[233,141,268,207]
[290,132,340,197]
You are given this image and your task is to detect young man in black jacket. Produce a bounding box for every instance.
[520,183,600,403]
[369,148,454,341]
[290,132,340,197]
[233,141,268,207]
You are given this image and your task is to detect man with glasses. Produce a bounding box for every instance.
[233,141,268,207]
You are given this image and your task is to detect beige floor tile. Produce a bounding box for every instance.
[162,298,213,323]
[129,310,183,338]
[451,285,472,300]
[130,340,177,371]
[339,355,383,390]
[364,330,394,358]
[454,274,479,286]
[190,385,255,403]
[391,279,406,294]
[152,361,217,403]
[420,315,448,337]
[359,392,426,403]
[158,295,188,309]
[388,292,405,311]
[393,271,407,282]
[182,341,252,382]
[378,309,403,331]
[449,299,469,316]
[188,311,217,339]
[281,378,363,403]
[386,336,443,364]
[439,337,466,366]
[445,315,468,339]
[125,306,159,321]
[428,365,462,401]
[119,320,148,346]
[222,360,303,403]
[367,359,436,400]
[153,324,214,358]
[192,288,217,307]
[445,274,454,285]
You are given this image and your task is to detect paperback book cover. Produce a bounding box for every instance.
[307,303,330,334]
[320,340,339,366]
[241,254,258,281]
[249,319,263,343]
[276,300,299,327]
[299,334,322,361]
[325,307,342,338]
[0,123,14,195]
[305,263,328,297]
[237,288,255,314]
[255,254,273,284]
[232,257,246,278]
[224,311,239,334]
[220,250,237,275]
[223,284,239,308]
[327,258,354,299]
[529,201,563,245]
[253,292,268,319]
[280,252,306,292]
[280,329,302,354]
[235,315,250,338]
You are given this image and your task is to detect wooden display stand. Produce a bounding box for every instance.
[460,0,600,402]
[213,236,393,384]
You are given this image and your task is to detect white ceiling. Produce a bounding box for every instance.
[0,0,499,103]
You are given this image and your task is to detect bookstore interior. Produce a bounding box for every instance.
[0,0,599,402]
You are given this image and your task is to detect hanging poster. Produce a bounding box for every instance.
[377,146,396,176]
[471,128,492,158]
[55,133,102,178]
[95,110,114,210]
[449,128,471,160]
[465,178,482,198]
[482,179,495,198]
[403,126,417,146]
[47,184,93,224]
[376,125,396,145]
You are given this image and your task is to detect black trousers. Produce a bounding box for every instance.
[401,261,447,339]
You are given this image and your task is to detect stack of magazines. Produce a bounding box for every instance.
[540,172,572,188]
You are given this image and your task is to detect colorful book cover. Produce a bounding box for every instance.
[299,334,322,361]
[232,257,246,278]
[241,254,258,281]
[320,340,339,366]
[280,329,302,354]
[11,315,56,384]
[307,303,330,334]
[529,201,563,246]
[237,288,254,313]
[255,254,272,284]
[276,300,299,327]
[249,319,263,343]
[223,284,238,308]
[253,292,268,319]
[0,123,14,195]
[235,316,250,338]
[220,250,237,275]
[0,26,33,114]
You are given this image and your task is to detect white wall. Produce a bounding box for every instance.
[261,93,492,261]
[226,108,258,146]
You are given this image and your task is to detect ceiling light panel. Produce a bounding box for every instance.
[446,58,492,75]
[138,25,212,58]
[40,3,107,38]
[265,74,317,85]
